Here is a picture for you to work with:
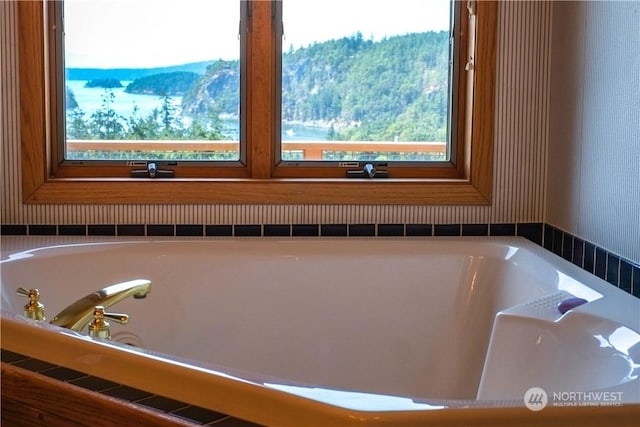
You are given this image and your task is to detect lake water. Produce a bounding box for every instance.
[66,80,328,141]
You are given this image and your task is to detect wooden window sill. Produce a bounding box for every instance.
[24,178,491,205]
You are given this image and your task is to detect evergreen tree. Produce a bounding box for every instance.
[66,108,91,139]
[89,89,125,139]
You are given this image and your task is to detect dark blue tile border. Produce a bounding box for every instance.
[378,224,405,236]
[561,233,573,262]
[462,224,488,236]
[59,225,87,236]
[234,225,261,237]
[606,253,620,287]
[176,224,204,236]
[490,223,516,236]
[543,224,554,252]
[41,366,88,382]
[147,224,175,236]
[320,224,348,236]
[102,385,154,402]
[1,349,263,427]
[136,395,189,412]
[516,222,543,245]
[13,358,57,372]
[349,224,375,236]
[595,248,607,280]
[1,222,637,298]
[29,225,57,235]
[406,224,432,236]
[552,227,564,257]
[1,224,27,235]
[264,224,291,237]
[69,375,120,392]
[117,224,146,236]
[172,405,228,424]
[572,237,584,267]
[88,224,116,236]
[584,241,596,273]
[206,225,233,236]
[434,224,460,236]
[619,260,633,294]
[292,224,319,236]
[543,224,639,298]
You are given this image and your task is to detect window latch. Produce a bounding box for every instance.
[130,162,174,178]
[346,162,388,179]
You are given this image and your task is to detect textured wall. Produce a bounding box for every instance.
[1,2,550,225]
[547,1,640,264]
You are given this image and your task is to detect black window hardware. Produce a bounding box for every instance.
[131,162,175,178]
[346,162,389,179]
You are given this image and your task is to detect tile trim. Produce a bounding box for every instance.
[1,222,637,298]
[0,350,260,426]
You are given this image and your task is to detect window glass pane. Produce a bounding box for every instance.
[280,0,451,163]
[63,0,240,161]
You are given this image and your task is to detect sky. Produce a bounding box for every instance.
[64,0,451,69]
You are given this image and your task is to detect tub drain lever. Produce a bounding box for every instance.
[88,305,129,340]
[16,287,45,321]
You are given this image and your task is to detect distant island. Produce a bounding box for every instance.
[125,71,200,96]
[85,78,122,88]
[66,60,213,82]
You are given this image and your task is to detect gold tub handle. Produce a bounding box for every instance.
[88,305,129,340]
[16,287,45,321]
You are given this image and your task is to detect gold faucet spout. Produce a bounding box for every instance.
[50,279,151,332]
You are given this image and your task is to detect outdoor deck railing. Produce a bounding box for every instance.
[67,140,447,161]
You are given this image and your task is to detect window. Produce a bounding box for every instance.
[60,0,243,164]
[19,1,496,204]
[274,0,459,179]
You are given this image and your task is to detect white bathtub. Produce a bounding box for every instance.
[1,236,638,426]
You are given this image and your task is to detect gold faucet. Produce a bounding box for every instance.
[50,279,151,332]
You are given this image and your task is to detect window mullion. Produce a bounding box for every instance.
[248,0,275,179]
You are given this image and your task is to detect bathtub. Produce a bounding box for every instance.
[1,236,638,426]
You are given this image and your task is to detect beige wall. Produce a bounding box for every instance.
[547,1,640,264]
[7,1,636,265]
[1,1,550,227]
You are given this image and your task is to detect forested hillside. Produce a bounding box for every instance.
[182,31,450,141]
[125,72,200,96]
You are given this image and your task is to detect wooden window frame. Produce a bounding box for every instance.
[18,0,496,205]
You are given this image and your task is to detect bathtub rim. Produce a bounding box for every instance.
[3,312,639,427]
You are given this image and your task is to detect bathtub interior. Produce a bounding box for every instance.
[1,238,638,407]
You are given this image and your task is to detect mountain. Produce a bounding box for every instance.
[182,61,240,116]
